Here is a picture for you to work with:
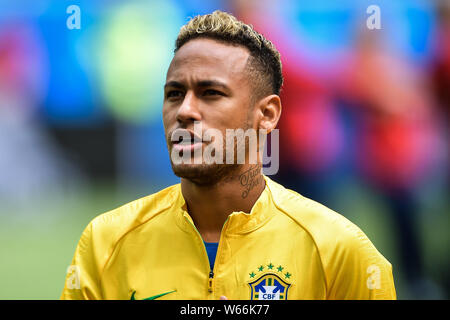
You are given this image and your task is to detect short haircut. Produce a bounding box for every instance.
[175,10,283,99]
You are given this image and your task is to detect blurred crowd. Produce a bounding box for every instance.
[0,0,448,299]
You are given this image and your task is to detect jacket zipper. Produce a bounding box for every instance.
[211,217,230,294]
[184,215,230,297]
[208,270,214,293]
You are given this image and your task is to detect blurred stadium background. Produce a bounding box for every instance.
[0,0,448,299]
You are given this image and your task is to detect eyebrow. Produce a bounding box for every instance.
[164,81,184,89]
[164,80,230,91]
[197,80,229,90]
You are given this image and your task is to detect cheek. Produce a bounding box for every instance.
[223,109,251,129]
[162,106,175,128]
[211,102,249,129]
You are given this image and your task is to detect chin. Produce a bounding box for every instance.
[171,162,239,186]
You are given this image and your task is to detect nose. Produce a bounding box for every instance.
[176,91,201,124]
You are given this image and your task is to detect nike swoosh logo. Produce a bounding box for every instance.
[130,290,176,300]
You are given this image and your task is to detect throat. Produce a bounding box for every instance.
[181,165,266,242]
[201,231,221,243]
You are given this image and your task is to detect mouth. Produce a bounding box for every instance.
[170,129,204,152]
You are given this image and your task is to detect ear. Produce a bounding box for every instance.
[256,94,282,133]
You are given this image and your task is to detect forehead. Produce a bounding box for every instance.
[166,38,250,83]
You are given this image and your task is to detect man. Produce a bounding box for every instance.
[61,10,396,300]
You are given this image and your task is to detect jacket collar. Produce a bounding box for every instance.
[172,175,278,235]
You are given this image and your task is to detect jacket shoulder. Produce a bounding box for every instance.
[266,177,395,298]
[88,183,180,243]
[267,177,362,241]
[266,177,391,267]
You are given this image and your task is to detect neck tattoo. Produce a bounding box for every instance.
[238,165,263,199]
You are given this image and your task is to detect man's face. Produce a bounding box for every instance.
[162,38,255,184]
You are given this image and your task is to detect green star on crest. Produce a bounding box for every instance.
[249,263,292,281]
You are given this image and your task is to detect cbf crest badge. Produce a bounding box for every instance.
[248,263,292,300]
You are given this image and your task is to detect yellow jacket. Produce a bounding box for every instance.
[61,176,396,300]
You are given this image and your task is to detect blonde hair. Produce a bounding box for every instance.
[175,10,283,96]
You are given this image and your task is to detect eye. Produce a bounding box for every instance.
[166,90,184,99]
[203,89,224,96]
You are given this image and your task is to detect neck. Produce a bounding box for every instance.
[181,164,265,242]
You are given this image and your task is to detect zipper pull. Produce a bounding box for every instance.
[208,270,214,293]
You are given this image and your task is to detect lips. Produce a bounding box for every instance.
[170,129,204,153]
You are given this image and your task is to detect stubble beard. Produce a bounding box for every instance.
[171,161,241,186]
[168,120,254,186]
